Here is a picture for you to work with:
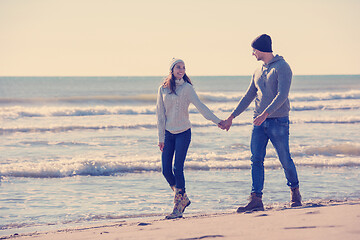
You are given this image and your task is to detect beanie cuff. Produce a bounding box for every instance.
[169,58,184,72]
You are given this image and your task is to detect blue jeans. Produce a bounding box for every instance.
[250,116,299,196]
[162,129,191,190]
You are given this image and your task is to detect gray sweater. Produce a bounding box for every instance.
[231,55,292,118]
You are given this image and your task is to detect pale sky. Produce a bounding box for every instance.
[1,0,359,76]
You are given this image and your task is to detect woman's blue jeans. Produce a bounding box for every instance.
[250,117,299,196]
[161,129,191,190]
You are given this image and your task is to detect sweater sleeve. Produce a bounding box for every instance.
[264,64,292,115]
[156,86,166,142]
[231,76,257,118]
[187,85,221,124]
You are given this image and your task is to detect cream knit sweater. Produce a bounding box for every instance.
[156,79,221,143]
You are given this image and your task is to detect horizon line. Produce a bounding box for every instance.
[1,74,360,78]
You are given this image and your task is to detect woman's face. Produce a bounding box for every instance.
[172,62,185,79]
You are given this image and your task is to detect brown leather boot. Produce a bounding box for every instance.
[290,187,302,207]
[237,193,264,213]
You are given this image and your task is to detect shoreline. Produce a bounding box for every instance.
[3,199,360,240]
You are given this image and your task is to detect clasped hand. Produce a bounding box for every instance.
[218,117,233,131]
[218,111,269,131]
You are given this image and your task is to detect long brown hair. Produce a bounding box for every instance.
[163,73,192,94]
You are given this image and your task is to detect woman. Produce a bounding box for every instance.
[156,58,223,219]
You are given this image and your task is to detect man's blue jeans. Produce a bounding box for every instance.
[162,129,191,190]
[250,116,299,196]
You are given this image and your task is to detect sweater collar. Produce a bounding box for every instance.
[175,78,185,86]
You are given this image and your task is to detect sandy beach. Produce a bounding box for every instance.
[3,199,359,240]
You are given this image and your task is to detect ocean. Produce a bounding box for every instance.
[1,75,360,236]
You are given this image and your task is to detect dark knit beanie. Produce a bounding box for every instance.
[251,34,272,52]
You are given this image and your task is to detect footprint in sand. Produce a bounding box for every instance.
[284,226,317,230]
[177,235,225,240]
[305,210,320,214]
[255,213,269,217]
[138,222,151,226]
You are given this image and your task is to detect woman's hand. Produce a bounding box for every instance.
[158,142,164,152]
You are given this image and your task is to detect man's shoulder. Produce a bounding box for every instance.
[276,60,291,74]
[272,56,291,71]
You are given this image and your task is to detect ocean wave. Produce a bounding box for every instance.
[0,124,157,135]
[1,116,360,135]
[290,100,360,111]
[198,90,360,102]
[1,99,360,120]
[1,90,359,107]
[301,119,360,124]
[1,143,359,178]
[0,95,157,105]
[1,159,359,179]
[289,90,360,102]
[302,143,360,156]
[0,106,157,119]
[0,222,36,231]
[0,158,161,178]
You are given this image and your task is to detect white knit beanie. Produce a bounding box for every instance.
[169,58,184,72]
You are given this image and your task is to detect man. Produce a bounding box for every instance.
[222,34,302,212]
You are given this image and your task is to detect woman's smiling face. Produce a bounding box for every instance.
[172,62,185,79]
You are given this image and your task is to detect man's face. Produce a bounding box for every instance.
[252,48,263,61]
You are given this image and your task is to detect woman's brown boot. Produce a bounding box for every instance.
[165,188,185,219]
[180,191,191,213]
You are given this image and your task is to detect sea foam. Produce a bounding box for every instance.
[1,97,359,120]
[1,143,359,178]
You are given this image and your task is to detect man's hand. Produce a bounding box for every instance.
[222,115,235,131]
[253,111,269,126]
